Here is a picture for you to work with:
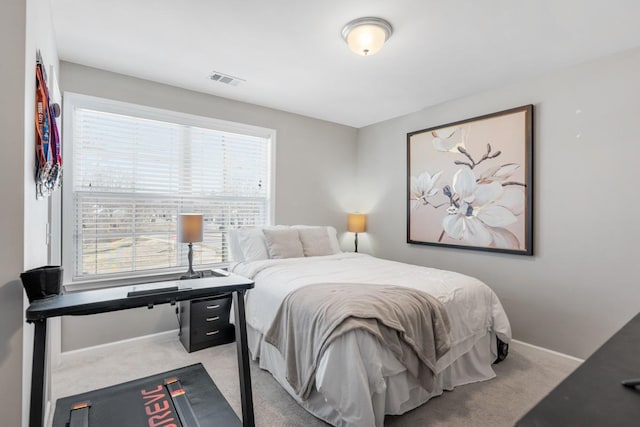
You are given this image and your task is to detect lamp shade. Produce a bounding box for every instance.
[348,213,366,233]
[178,213,203,243]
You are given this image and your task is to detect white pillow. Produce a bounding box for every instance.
[292,225,341,254]
[297,227,333,257]
[263,229,304,259]
[236,228,270,262]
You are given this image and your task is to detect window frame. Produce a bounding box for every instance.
[61,92,276,291]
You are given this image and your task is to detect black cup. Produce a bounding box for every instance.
[20,265,63,303]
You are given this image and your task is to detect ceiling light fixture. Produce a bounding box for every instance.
[341,17,393,56]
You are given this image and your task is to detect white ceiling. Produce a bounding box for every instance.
[51,0,640,128]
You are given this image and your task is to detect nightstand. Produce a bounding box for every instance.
[179,293,235,352]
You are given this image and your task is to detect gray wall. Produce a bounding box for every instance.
[356,47,640,359]
[23,0,60,423]
[59,62,358,351]
[0,1,28,424]
[1,0,59,424]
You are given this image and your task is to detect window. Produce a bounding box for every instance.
[62,93,274,284]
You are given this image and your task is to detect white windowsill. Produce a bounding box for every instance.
[63,264,228,292]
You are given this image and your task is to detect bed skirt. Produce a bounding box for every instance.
[247,324,500,427]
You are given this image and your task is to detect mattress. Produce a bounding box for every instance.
[230,253,511,426]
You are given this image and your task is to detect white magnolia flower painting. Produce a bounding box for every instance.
[410,170,442,208]
[407,105,533,255]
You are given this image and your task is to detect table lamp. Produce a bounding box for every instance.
[347,213,366,253]
[179,213,203,279]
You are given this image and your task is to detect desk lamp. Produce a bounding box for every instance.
[179,213,203,279]
[347,213,366,253]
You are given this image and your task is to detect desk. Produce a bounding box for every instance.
[517,313,640,426]
[26,274,255,427]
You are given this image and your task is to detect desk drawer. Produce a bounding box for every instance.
[192,295,231,315]
[191,324,235,347]
[191,313,228,330]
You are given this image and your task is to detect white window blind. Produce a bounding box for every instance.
[66,96,272,282]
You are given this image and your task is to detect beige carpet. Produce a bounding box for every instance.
[51,334,580,426]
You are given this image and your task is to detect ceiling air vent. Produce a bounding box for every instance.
[208,71,245,87]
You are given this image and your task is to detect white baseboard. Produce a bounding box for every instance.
[60,329,180,363]
[512,339,584,363]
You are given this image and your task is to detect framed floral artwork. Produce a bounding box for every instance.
[407,105,533,255]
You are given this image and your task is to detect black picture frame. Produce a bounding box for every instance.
[407,105,533,255]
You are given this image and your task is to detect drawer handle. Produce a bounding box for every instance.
[206,330,220,336]
[206,304,221,309]
[206,316,220,322]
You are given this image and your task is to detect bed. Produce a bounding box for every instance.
[228,226,511,427]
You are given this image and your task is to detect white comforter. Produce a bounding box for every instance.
[232,253,510,351]
[231,253,512,425]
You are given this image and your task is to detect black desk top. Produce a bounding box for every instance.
[26,274,254,322]
[517,313,640,426]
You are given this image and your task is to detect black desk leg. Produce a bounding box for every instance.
[30,319,47,427]
[233,290,255,427]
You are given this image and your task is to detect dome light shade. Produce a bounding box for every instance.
[341,17,393,56]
